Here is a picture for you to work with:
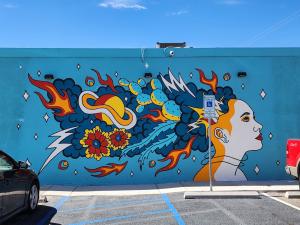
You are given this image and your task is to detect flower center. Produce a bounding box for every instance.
[92,139,101,148]
[115,134,122,142]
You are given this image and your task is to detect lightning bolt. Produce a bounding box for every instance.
[39,127,77,174]
[215,99,223,112]
[160,68,196,98]
[188,122,199,132]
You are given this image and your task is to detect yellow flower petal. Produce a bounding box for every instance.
[94,154,102,160]
[102,149,110,157]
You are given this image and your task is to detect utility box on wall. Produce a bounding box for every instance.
[0,48,299,185]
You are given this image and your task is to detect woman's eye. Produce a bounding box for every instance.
[241,116,250,122]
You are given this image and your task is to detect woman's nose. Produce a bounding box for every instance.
[253,121,263,132]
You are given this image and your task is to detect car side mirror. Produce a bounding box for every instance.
[18,161,28,169]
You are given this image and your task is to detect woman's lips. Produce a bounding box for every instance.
[255,133,263,141]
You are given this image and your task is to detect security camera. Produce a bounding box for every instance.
[169,50,175,57]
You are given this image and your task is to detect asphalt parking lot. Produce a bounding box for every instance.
[3,192,300,225]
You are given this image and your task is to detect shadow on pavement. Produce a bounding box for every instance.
[2,205,61,225]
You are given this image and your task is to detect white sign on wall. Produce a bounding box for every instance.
[203,95,216,119]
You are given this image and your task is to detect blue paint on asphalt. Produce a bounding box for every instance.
[36,195,70,225]
[62,196,163,213]
[68,209,171,225]
[162,194,186,225]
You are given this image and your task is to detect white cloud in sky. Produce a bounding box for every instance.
[167,10,189,16]
[99,0,146,10]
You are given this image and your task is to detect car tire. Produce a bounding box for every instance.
[27,182,39,212]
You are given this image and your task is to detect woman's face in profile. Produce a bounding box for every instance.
[226,99,263,151]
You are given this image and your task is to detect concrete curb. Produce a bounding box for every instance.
[39,180,299,197]
[285,191,300,199]
[184,191,260,199]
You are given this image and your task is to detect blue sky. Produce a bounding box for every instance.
[0,0,300,48]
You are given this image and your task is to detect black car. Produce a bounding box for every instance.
[0,150,39,223]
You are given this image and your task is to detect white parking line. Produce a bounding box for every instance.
[209,199,246,225]
[262,193,300,211]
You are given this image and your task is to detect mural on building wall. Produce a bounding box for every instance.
[28,67,263,181]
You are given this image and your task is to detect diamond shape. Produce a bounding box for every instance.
[192,156,196,162]
[269,132,273,140]
[125,97,128,101]
[276,160,280,166]
[77,64,80,70]
[254,165,260,175]
[43,113,50,123]
[19,65,23,69]
[260,89,266,99]
[177,169,181,175]
[115,72,119,77]
[34,133,38,140]
[16,124,21,130]
[37,70,42,76]
[90,120,94,124]
[190,72,193,78]
[74,170,78,175]
[23,91,29,101]
[241,83,245,90]
[130,171,134,177]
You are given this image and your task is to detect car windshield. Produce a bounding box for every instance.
[0,154,14,171]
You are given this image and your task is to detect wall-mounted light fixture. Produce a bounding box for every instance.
[144,72,152,78]
[237,72,247,78]
[44,74,54,80]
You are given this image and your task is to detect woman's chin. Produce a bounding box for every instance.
[252,142,263,150]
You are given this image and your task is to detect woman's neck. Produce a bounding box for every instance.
[193,140,225,182]
[193,141,245,182]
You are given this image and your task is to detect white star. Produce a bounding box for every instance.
[23,91,29,101]
[177,169,181,175]
[43,113,50,123]
[269,132,273,140]
[254,165,260,175]
[260,89,266,99]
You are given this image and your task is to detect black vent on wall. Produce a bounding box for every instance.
[44,74,54,80]
[144,73,152,78]
[156,42,186,48]
[237,72,247,77]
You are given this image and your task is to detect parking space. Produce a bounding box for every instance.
[3,192,300,225]
[262,191,300,209]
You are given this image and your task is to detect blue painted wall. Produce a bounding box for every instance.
[0,48,299,185]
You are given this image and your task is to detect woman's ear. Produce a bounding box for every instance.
[214,127,229,143]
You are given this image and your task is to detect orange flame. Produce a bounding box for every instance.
[143,109,168,123]
[85,161,128,177]
[92,69,118,93]
[155,136,196,176]
[28,74,74,117]
[196,68,218,94]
